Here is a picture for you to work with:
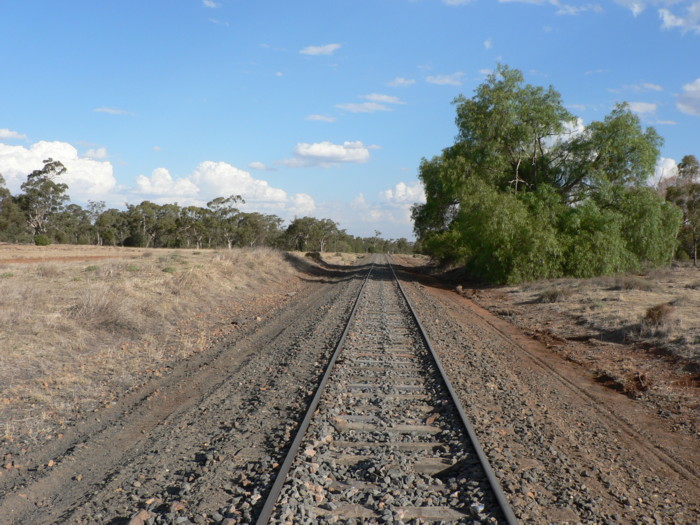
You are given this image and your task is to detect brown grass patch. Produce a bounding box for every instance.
[0,246,304,443]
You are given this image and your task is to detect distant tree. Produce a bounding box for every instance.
[16,159,70,237]
[0,174,32,242]
[95,208,130,246]
[51,203,91,244]
[237,212,283,247]
[207,195,244,249]
[87,200,107,245]
[666,154,700,265]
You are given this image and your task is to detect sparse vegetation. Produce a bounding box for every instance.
[0,245,304,443]
[612,275,658,292]
[640,303,677,337]
[536,286,575,303]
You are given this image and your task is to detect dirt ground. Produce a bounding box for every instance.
[0,246,698,523]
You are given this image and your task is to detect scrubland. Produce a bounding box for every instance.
[0,245,300,444]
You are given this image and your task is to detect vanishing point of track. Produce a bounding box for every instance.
[257,256,518,524]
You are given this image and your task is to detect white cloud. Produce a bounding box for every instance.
[380,181,426,205]
[628,101,658,114]
[426,72,465,86]
[484,38,492,49]
[283,141,372,168]
[677,78,700,116]
[336,102,391,113]
[554,2,603,15]
[364,93,406,104]
[306,114,336,122]
[651,157,678,187]
[203,0,220,7]
[300,43,341,56]
[93,107,130,115]
[84,147,108,159]
[131,161,314,217]
[135,168,199,196]
[289,193,316,215]
[659,2,700,33]
[0,140,117,202]
[443,0,475,5]
[0,128,27,140]
[388,77,415,87]
[248,161,276,171]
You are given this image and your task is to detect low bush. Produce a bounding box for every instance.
[34,234,51,246]
[536,287,574,303]
[612,276,657,292]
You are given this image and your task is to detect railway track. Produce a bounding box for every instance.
[257,257,517,524]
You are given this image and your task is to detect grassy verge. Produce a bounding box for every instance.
[0,247,301,444]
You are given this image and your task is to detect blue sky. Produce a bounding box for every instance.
[1,0,699,239]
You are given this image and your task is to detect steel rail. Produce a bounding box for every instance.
[387,255,520,525]
[255,261,375,525]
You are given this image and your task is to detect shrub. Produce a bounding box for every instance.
[34,234,51,246]
[640,303,677,336]
[536,287,574,303]
[85,265,99,272]
[612,276,657,292]
[162,266,176,273]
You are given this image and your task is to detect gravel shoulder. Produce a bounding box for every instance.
[392,258,699,524]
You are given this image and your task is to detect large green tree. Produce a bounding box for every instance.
[413,65,680,283]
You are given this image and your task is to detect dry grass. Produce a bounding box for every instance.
[483,264,700,362]
[0,245,302,443]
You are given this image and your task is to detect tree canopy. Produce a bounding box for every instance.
[413,64,682,284]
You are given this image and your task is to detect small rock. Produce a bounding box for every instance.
[127,509,154,525]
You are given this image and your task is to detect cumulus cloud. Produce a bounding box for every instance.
[628,101,658,114]
[484,38,492,49]
[388,77,415,87]
[306,114,336,122]
[677,78,700,116]
[202,0,220,7]
[135,168,199,196]
[84,147,108,159]
[651,157,678,187]
[426,72,465,86]
[132,161,315,217]
[0,140,116,202]
[300,43,341,56]
[0,128,27,140]
[380,181,426,205]
[341,181,425,230]
[283,141,372,168]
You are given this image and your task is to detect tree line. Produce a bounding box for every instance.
[412,64,698,283]
[0,163,413,254]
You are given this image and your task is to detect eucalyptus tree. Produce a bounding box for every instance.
[16,158,70,237]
